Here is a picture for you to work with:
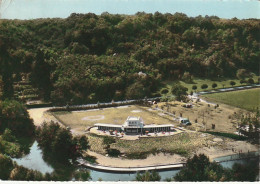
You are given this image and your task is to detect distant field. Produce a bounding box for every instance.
[202,88,260,112]
[52,105,176,131]
[162,76,259,94]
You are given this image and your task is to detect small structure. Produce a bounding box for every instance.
[95,116,174,135]
[179,118,192,126]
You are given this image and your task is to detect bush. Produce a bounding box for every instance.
[201,84,208,90]
[136,171,161,181]
[192,85,197,91]
[230,81,236,87]
[247,78,254,84]
[160,88,169,94]
[107,148,121,157]
[103,136,116,145]
[212,83,217,89]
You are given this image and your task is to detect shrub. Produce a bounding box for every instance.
[201,84,208,90]
[107,148,121,157]
[212,83,217,89]
[230,81,236,87]
[103,136,115,145]
[160,88,169,94]
[247,78,254,84]
[192,85,197,91]
[136,171,161,181]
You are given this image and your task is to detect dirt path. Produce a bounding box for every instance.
[28,107,51,126]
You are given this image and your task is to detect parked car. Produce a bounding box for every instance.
[179,118,192,126]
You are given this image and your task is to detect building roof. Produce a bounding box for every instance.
[126,116,142,121]
[144,124,174,128]
[94,123,122,128]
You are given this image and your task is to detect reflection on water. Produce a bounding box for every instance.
[12,141,54,174]
[89,169,180,181]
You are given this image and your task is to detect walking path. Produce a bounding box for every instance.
[77,158,184,172]
[194,84,260,97]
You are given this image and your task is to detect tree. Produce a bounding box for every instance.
[171,83,188,101]
[36,121,89,162]
[2,128,16,142]
[136,170,161,181]
[236,111,259,143]
[230,81,236,87]
[0,153,14,180]
[9,165,44,181]
[236,69,252,79]
[192,85,197,91]
[201,84,208,90]
[247,78,254,84]
[231,161,259,181]
[174,154,230,181]
[73,169,91,181]
[0,100,35,136]
[125,82,148,100]
[212,83,217,89]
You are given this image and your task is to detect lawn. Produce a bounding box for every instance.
[162,76,259,94]
[52,105,176,131]
[202,88,260,112]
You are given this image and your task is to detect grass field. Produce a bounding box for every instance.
[52,105,176,131]
[202,88,260,112]
[162,76,259,94]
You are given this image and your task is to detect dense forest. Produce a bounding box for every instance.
[0,12,259,105]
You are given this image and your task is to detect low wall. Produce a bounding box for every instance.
[47,97,161,112]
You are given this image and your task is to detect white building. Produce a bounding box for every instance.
[95,116,173,135]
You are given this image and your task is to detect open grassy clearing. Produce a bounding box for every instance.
[161,76,259,94]
[202,88,260,112]
[153,100,245,133]
[52,105,177,131]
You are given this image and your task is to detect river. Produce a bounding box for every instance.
[11,140,259,181]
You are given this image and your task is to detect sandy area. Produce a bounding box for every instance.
[28,107,51,126]
[86,150,187,167]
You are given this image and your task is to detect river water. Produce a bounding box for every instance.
[12,141,259,181]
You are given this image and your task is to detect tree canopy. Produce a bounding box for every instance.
[0,12,259,104]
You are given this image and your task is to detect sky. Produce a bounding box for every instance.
[0,0,259,20]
